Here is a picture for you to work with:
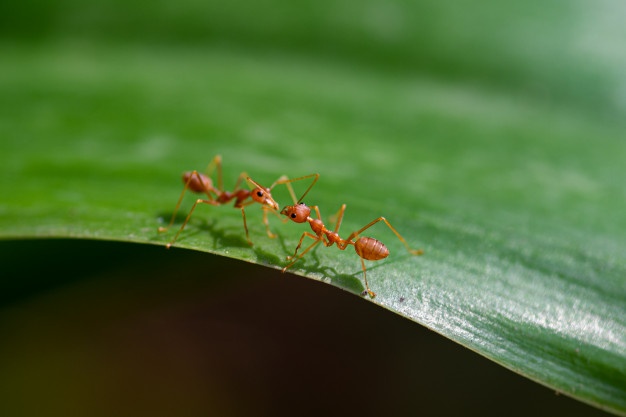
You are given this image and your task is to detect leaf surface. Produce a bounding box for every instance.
[1,1,625,414]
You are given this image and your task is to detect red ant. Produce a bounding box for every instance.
[159,155,288,248]
[277,179,423,298]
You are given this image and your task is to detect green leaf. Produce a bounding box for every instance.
[1,0,626,415]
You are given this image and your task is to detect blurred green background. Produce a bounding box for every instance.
[1,0,625,416]
[2,0,625,114]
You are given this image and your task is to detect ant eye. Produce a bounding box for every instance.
[256,191,263,197]
[291,213,296,218]
[299,202,305,205]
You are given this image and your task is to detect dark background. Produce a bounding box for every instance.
[0,240,611,416]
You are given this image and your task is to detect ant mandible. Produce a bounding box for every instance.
[278,179,423,298]
[158,155,285,248]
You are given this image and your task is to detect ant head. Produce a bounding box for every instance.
[251,187,279,211]
[246,177,279,210]
[280,203,310,223]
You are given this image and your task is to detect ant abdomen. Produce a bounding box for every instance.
[183,171,213,193]
[354,237,389,261]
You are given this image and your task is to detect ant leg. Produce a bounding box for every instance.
[288,231,320,260]
[282,232,323,272]
[238,197,279,244]
[158,170,217,234]
[239,206,253,245]
[359,257,376,298]
[346,217,423,256]
[237,198,266,245]
[261,205,280,238]
[164,198,219,248]
[274,173,320,204]
[203,155,223,191]
[330,204,347,233]
[268,175,296,204]
[312,205,347,249]
[233,171,250,192]
[326,204,353,250]
[313,205,323,220]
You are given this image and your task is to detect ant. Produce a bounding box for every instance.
[158,155,304,248]
[278,179,423,298]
